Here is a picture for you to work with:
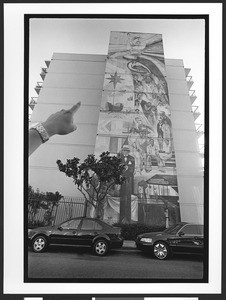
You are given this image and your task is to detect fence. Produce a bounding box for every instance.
[28,197,85,228]
[28,196,180,228]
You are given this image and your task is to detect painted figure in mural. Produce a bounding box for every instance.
[157,78,168,94]
[132,116,153,136]
[134,92,158,129]
[131,68,166,95]
[145,184,160,202]
[135,131,150,174]
[127,128,141,174]
[137,181,148,200]
[157,119,164,138]
[142,73,159,94]
[146,138,164,172]
[137,180,149,223]
[118,145,135,223]
[138,185,145,201]
[156,94,169,108]
[121,34,147,60]
[159,111,172,138]
[159,138,173,168]
[145,184,153,201]
[158,137,164,152]
[133,73,144,93]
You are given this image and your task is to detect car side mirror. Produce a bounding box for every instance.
[58,226,63,231]
[178,231,184,236]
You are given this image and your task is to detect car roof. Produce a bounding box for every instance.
[62,217,109,223]
[65,217,100,220]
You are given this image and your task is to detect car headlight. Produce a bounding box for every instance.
[140,237,153,243]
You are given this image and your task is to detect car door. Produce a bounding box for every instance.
[50,218,82,245]
[164,224,185,251]
[76,219,103,246]
[175,224,204,253]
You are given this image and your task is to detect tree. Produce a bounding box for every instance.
[42,191,62,225]
[28,185,62,226]
[56,152,126,218]
[28,185,46,224]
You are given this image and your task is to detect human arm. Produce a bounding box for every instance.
[29,102,81,156]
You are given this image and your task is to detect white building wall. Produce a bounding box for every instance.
[29,53,203,223]
[29,53,105,197]
[166,59,204,224]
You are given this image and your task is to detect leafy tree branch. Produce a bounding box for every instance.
[56,152,126,218]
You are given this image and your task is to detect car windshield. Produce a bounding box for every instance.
[163,224,183,234]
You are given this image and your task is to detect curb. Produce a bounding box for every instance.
[121,240,136,250]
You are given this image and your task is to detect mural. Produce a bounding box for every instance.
[94,31,180,226]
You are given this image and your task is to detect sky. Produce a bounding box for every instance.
[29,18,205,143]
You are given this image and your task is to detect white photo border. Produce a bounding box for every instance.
[4,2,222,296]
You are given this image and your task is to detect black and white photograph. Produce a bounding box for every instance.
[3,1,223,298]
[26,15,206,282]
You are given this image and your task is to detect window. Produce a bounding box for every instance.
[81,219,95,230]
[95,222,103,231]
[61,219,81,230]
[81,220,103,231]
[181,224,204,235]
[164,223,182,234]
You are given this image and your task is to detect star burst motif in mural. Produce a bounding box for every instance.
[106,71,124,89]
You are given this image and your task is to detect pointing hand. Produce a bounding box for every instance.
[42,102,81,137]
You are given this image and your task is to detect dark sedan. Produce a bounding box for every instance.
[28,217,123,256]
[136,222,204,260]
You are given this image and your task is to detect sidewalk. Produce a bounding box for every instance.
[122,240,136,250]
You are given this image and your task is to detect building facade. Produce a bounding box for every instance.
[29,32,204,226]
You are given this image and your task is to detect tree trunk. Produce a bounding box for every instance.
[94,201,104,220]
[83,199,88,217]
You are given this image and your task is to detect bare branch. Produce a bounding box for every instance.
[88,178,99,195]
[77,186,96,208]
[99,181,116,202]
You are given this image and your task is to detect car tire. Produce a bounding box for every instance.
[153,241,170,260]
[93,240,108,256]
[32,235,48,253]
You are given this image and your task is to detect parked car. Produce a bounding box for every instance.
[28,217,123,256]
[135,222,204,260]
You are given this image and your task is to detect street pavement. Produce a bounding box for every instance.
[27,240,204,280]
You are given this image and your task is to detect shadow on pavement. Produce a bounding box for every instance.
[136,249,204,261]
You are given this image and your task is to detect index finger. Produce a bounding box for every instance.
[68,101,81,114]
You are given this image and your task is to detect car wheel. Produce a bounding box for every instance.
[93,240,108,256]
[153,241,170,260]
[32,235,48,253]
